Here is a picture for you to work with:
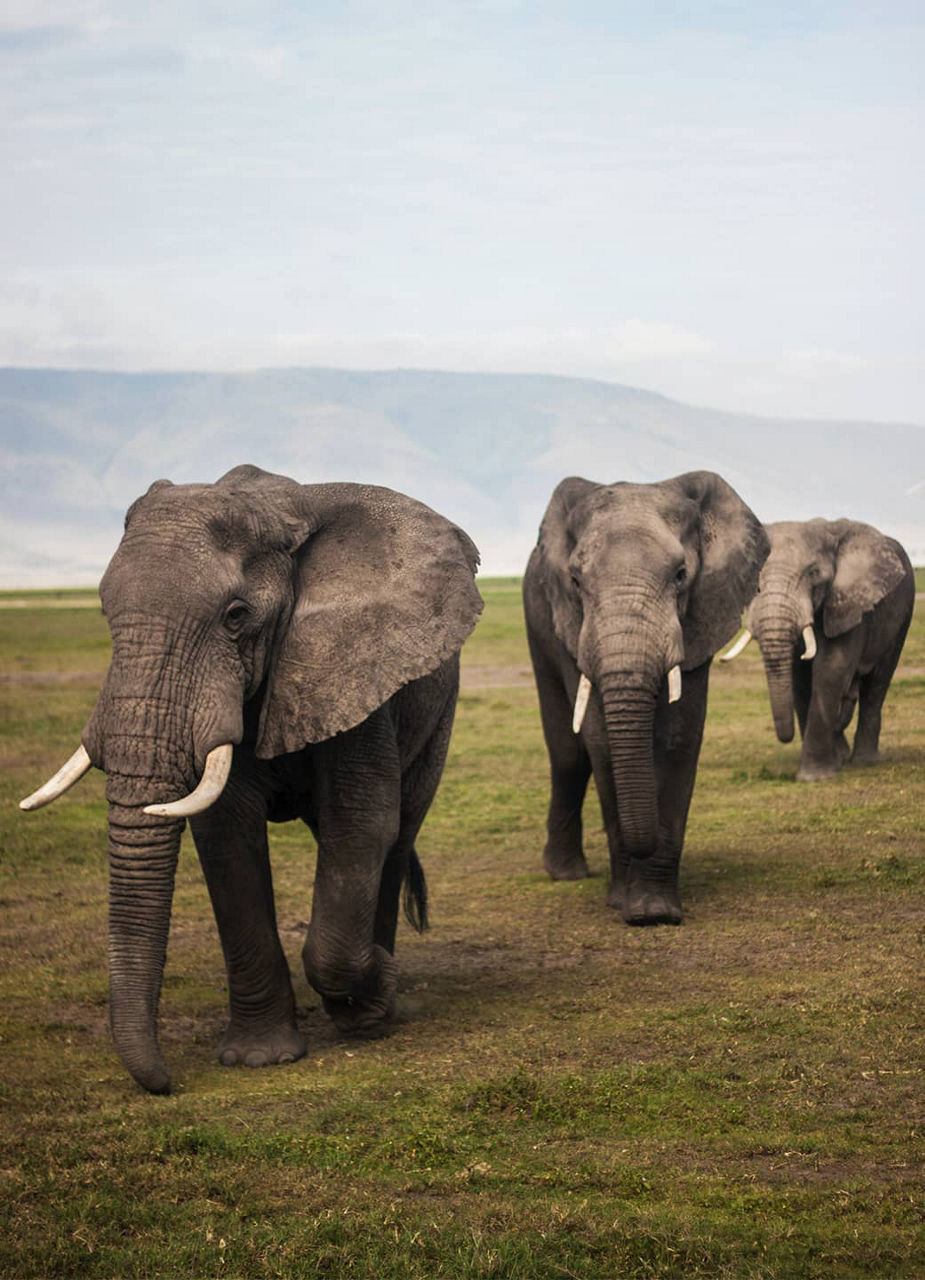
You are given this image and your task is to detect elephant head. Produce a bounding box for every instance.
[21,465,481,1094]
[727,519,910,743]
[535,470,768,859]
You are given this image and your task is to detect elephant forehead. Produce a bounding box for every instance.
[102,527,245,613]
[572,488,695,548]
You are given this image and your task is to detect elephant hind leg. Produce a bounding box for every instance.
[852,617,911,766]
[373,673,458,953]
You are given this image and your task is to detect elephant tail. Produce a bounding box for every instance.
[402,848,429,933]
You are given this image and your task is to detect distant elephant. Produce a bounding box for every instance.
[21,465,482,1094]
[523,471,768,925]
[720,518,914,781]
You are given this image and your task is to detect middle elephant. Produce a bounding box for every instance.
[523,471,769,925]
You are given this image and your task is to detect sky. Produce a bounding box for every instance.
[2,1,923,422]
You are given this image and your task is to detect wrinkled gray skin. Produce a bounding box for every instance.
[745,519,914,781]
[37,465,482,1094]
[523,471,768,926]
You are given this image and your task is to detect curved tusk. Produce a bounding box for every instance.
[667,665,682,704]
[801,625,817,662]
[143,744,234,818]
[719,629,753,662]
[20,744,94,811]
[572,673,592,734]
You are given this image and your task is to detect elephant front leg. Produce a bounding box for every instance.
[301,718,403,1037]
[793,655,813,739]
[535,668,593,880]
[607,662,710,926]
[798,638,860,780]
[190,780,304,1070]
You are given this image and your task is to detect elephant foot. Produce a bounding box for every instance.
[543,846,590,881]
[218,1021,306,1069]
[850,746,882,768]
[316,945,398,1038]
[796,761,841,782]
[608,879,683,926]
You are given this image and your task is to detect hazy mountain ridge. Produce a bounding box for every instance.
[1,367,922,585]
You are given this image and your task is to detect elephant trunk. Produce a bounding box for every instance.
[760,634,797,743]
[84,642,231,1094]
[750,580,807,745]
[599,677,659,859]
[107,803,182,1094]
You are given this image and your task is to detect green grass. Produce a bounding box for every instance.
[1,579,923,1278]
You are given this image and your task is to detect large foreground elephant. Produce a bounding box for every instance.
[721,518,914,781]
[21,465,482,1094]
[523,471,768,925]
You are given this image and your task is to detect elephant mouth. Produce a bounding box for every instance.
[20,741,235,819]
[571,665,682,735]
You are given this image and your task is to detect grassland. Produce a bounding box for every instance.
[0,579,922,1279]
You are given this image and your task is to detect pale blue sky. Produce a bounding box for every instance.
[2,1,923,420]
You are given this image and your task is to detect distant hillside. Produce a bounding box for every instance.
[1,366,923,585]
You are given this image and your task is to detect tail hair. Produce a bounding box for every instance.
[402,849,429,933]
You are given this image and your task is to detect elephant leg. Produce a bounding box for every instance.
[611,661,710,926]
[798,635,861,780]
[301,709,402,1037]
[533,664,593,880]
[852,621,908,766]
[374,677,457,954]
[793,655,813,738]
[189,771,304,1069]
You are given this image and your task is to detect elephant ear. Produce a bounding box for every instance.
[823,520,909,638]
[256,480,482,756]
[534,476,599,655]
[665,471,770,669]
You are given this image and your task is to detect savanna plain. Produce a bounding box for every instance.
[1,577,922,1279]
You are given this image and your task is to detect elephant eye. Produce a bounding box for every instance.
[674,564,688,588]
[224,601,249,631]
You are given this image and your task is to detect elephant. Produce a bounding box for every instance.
[720,518,914,781]
[20,464,482,1094]
[523,470,769,926]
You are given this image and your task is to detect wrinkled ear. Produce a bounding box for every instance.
[665,471,770,668]
[256,482,482,755]
[535,476,599,655]
[824,522,909,637]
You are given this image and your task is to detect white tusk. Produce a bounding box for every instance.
[719,629,753,662]
[667,665,682,704]
[143,744,234,818]
[20,744,93,811]
[801,625,817,662]
[572,673,592,734]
